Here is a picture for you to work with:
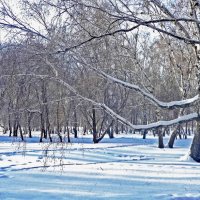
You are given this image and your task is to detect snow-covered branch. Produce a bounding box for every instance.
[100,105,199,131]
[50,75,199,131]
[91,68,199,109]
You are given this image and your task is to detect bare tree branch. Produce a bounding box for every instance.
[0,73,198,131]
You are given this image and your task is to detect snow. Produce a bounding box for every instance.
[0,134,200,200]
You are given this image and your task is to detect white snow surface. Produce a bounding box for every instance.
[0,134,200,200]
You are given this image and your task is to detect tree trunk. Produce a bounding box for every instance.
[67,125,70,143]
[163,129,165,137]
[143,130,147,139]
[56,102,62,142]
[190,38,200,161]
[83,126,87,135]
[73,106,78,138]
[107,126,114,139]
[92,105,97,142]
[73,127,78,138]
[40,113,44,142]
[121,124,124,134]
[93,120,114,143]
[185,122,188,135]
[18,123,24,141]
[192,120,194,134]
[115,120,119,134]
[8,115,12,137]
[168,131,177,148]
[47,124,52,142]
[158,128,164,148]
[168,126,179,148]
[13,120,18,137]
[57,131,62,142]
[28,125,32,138]
[190,120,200,162]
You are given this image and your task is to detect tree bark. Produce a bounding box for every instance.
[168,126,179,148]
[40,113,44,142]
[189,1,200,162]
[143,130,147,139]
[8,114,12,137]
[190,120,200,162]
[73,103,78,138]
[67,125,70,143]
[18,123,24,141]
[13,119,18,137]
[158,128,164,148]
[115,120,119,134]
[93,120,114,143]
[92,105,97,142]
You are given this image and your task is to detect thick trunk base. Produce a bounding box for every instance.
[190,131,200,162]
[158,129,164,148]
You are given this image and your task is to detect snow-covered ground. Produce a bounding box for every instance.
[0,134,200,200]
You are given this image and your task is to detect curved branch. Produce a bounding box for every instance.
[101,105,199,131]
[86,66,199,109]
[45,75,200,131]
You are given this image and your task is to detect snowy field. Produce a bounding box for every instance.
[0,134,200,200]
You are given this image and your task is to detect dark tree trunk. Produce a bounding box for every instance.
[158,129,164,148]
[110,129,114,138]
[188,127,191,136]
[93,121,114,143]
[168,126,179,148]
[168,130,177,148]
[92,106,97,142]
[163,129,165,137]
[57,132,62,142]
[190,34,200,162]
[18,124,24,141]
[27,113,33,138]
[43,129,47,139]
[143,130,147,139]
[73,106,78,138]
[73,127,78,138]
[40,113,44,142]
[192,120,194,134]
[115,120,119,135]
[107,126,114,139]
[121,124,124,133]
[13,120,18,137]
[185,122,188,135]
[47,126,52,142]
[28,126,32,138]
[56,102,62,142]
[8,115,12,137]
[40,129,44,143]
[190,121,200,162]
[63,102,71,142]
[83,126,87,135]
[67,125,70,143]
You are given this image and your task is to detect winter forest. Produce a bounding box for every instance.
[1,0,200,199]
